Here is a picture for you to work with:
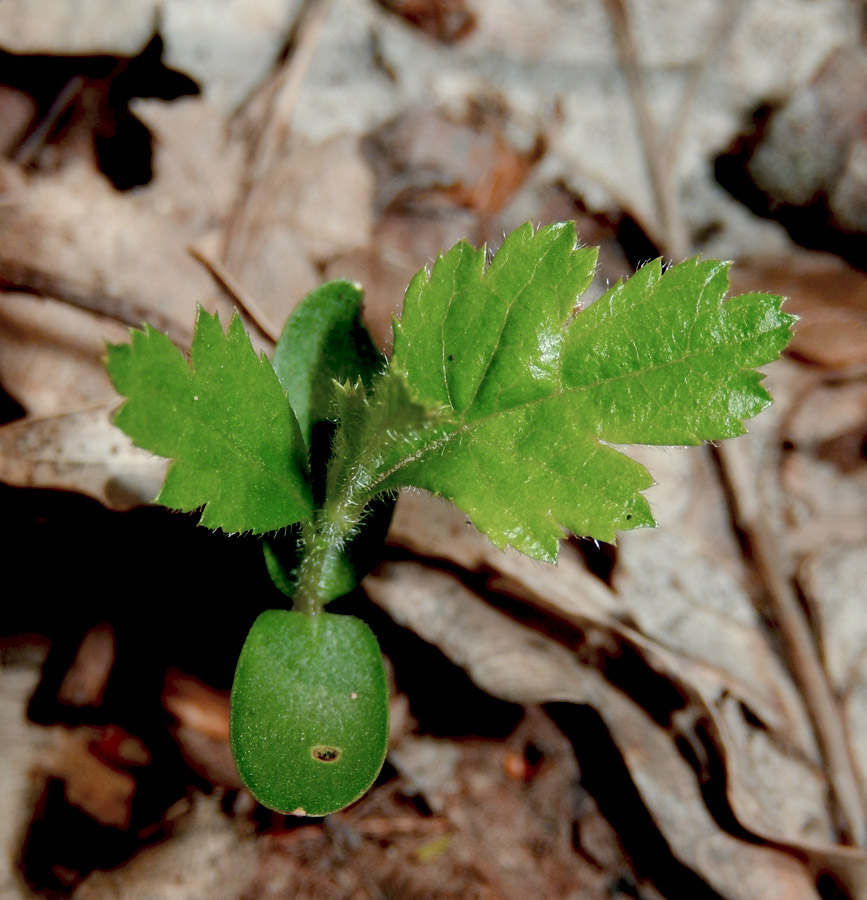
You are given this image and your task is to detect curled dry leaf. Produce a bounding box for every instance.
[365,561,823,900]
[385,467,867,895]
[0,160,235,346]
[0,404,168,512]
[0,292,167,511]
[801,544,867,794]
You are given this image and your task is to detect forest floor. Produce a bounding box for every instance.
[2,2,867,898]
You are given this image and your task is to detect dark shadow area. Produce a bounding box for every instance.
[0,36,199,190]
[615,213,662,270]
[0,382,26,426]
[546,702,728,900]
[1,483,276,891]
[330,589,525,739]
[570,536,617,586]
[714,103,867,272]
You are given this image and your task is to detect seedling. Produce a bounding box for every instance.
[105,222,794,816]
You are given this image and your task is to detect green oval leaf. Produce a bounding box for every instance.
[230,609,388,816]
[272,280,384,448]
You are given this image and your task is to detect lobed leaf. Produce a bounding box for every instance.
[378,222,795,561]
[106,309,313,534]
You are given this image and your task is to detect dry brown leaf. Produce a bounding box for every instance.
[0,404,167,511]
[130,97,245,234]
[732,253,867,374]
[0,0,157,54]
[786,380,867,449]
[71,795,257,900]
[365,561,824,900]
[782,452,867,552]
[0,160,236,346]
[223,135,375,333]
[0,293,129,417]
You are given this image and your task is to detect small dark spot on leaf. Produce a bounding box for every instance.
[626,514,632,520]
[448,354,454,362]
[311,745,341,763]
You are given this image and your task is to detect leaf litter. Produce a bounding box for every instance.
[2,0,867,898]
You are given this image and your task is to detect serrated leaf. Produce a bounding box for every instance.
[230,609,388,816]
[375,222,794,561]
[106,308,313,534]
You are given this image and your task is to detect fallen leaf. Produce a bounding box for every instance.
[366,561,826,900]
[0,404,168,511]
[0,0,157,54]
[0,160,236,346]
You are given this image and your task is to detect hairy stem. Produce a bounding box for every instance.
[290,485,369,615]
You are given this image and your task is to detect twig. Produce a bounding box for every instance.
[187,245,281,343]
[14,76,83,166]
[602,0,688,260]
[715,440,867,847]
[662,0,750,161]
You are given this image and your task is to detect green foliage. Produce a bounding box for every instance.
[271,279,384,449]
[266,279,394,603]
[106,308,312,534]
[105,221,795,816]
[230,610,388,816]
[380,222,795,559]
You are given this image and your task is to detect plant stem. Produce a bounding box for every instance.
[291,489,368,615]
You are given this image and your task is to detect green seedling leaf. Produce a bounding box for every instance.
[106,309,313,533]
[272,280,385,449]
[372,222,795,561]
[103,220,795,819]
[266,281,394,601]
[230,609,388,816]
[263,540,295,598]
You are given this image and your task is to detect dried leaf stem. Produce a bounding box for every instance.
[715,440,867,847]
[603,0,688,260]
